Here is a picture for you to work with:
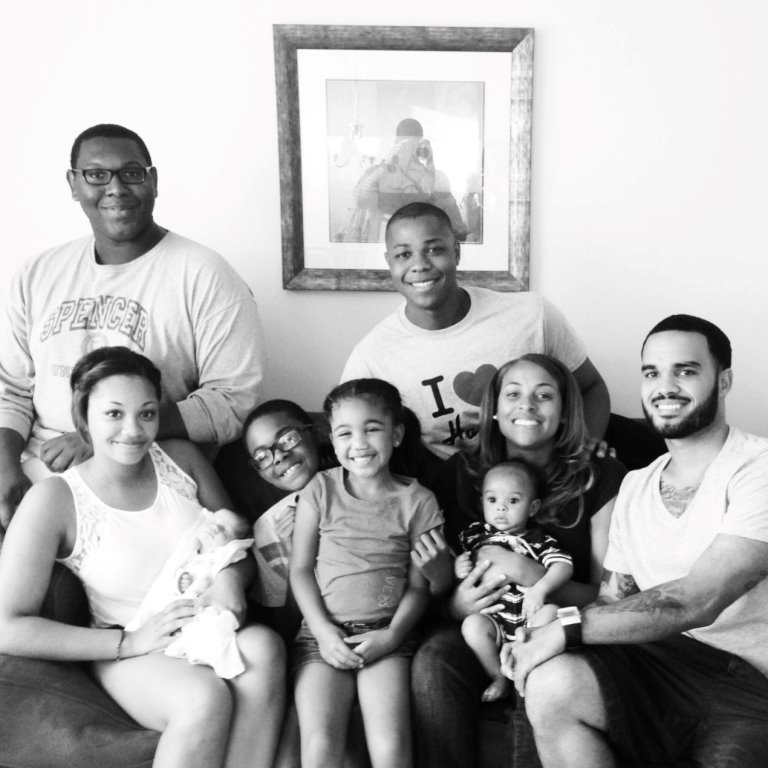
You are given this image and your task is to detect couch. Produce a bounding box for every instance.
[0,413,663,767]
[0,564,159,768]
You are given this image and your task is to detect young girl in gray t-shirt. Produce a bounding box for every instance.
[290,378,444,768]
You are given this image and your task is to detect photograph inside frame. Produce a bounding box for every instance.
[276,25,533,290]
[327,79,485,246]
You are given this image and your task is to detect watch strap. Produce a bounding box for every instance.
[557,607,583,648]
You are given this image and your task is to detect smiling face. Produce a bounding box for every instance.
[384,214,464,328]
[329,397,404,482]
[495,360,563,455]
[67,136,157,251]
[482,464,540,535]
[641,330,729,439]
[85,374,159,465]
[244,412,320,493]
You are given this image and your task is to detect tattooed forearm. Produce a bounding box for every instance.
[592,583,686,618]
[593,569,639,605]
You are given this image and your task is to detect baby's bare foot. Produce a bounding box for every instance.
[481,676,513,703]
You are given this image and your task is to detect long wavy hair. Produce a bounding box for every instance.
[477,353,594,527]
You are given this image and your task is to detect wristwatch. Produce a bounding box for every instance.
[556,606,582,648]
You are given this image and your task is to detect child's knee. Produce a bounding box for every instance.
[301,728,344,767]
[366,726,411,768]
[461,613,496,645]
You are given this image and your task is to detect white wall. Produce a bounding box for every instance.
[1,0,766,434]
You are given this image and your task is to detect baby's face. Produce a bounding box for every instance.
[482,465,538,535]
[197,510,243,551]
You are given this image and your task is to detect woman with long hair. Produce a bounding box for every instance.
[412,353,627,768]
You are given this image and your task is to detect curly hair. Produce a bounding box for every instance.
[477,353,594,527]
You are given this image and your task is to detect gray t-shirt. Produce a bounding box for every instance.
[298,466,443,623]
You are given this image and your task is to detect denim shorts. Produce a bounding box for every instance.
[579,634,768,767]
[292,618,420,674]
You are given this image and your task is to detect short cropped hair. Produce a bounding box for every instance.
[70,346,161,443]
[642,314,732,370]
[241,399,314,454]
[70,124,152,168]
[395,118,424,137]
[484,459,540,498]
[384,201,456,243]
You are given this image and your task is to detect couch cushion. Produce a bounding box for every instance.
[0,654,159,768]
[0,564,158,767]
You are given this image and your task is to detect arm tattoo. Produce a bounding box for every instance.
[593,583,686,618]
[593,569,639,605]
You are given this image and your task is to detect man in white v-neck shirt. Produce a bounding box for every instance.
[505,314,768,768]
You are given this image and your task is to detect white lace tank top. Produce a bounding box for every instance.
[58,444,203,628]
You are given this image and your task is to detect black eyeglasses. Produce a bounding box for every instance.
[250,425,313,471]
[70,166,153,186]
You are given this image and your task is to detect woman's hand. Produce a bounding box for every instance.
[315,623,363,670]
[344,628,398,665]
[447,559,510,621]
[121,599,198,657]
[475,545,547,587]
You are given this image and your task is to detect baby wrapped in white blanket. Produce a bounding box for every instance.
[126,508,254,678]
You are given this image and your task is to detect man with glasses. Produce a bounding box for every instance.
[0,123,266,531]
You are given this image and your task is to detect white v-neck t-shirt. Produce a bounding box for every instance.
[604,427,768,674]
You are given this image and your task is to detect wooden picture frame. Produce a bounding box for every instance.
[274,24,534,291]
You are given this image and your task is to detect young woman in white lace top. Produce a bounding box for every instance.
[0,346,285,768]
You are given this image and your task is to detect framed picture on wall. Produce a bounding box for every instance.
[274,24,534,291]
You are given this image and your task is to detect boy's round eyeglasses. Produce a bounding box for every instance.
[251,425,313,471]
[70,166,153,186]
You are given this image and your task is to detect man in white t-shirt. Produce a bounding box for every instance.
[0,124,266,530]
[341,202,610,459]
[505,314,768,768]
